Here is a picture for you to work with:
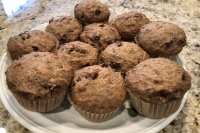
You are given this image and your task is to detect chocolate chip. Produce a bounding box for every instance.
[91,72,98,80]
[75,76,82,83]
[153,79,162,84]
[99,24,105,27]
[80,15,85,20]
[32,46,39,51]
[60,34,68,43]
[19,32,31,40]
[110,62,122,70]
[69,49,74,53]
[95,9,101,16]
[85,72,99,80]
[117,42,122,47]
[158,90,168,97]
[178,39,186,46]
[163,40,173,49]
[93,35,100,41]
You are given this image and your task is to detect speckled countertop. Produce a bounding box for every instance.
[0,0,200,133]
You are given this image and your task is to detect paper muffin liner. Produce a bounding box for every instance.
[128,92,182,119]
[13,89,66,113]
[68,96,123,122]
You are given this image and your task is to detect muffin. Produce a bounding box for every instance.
[80,23,121,51]
[136,21,187,57]
[57,41,98,70]
[6,52,73,112]
[100,42,149,72]
[46,16,82,44]
[70,65,126,122]
[110,11,150,41]
[7,30,59,60]
[125,58,191,119]
[74,0,110,24]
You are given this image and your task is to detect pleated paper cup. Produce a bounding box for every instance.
[128,92,182,119]
[68,95,123,122]
[13,89,66,113]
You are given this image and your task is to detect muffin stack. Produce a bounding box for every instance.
[6,0,191,122]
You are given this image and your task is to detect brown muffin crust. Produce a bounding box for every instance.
[100,42,149,72]
[57,41,98,70]
[80,23,121,51]
[136,21,187,57]
[6,52,73,97]
[74,0,110,24]
[46,16,82,44]
[71,65,126,114]
[110,11,150,41]
[7,30,59,60]
[126,58,191,103]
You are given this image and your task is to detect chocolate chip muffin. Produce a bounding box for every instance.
[57,41,98,70]
[110,11,150,41]
[126,58,191,118]
[70,65,126,122]
[6,52,73,112]
[136,21,187,57]
[46,16,82,44]
[80,23,121,51]
[7,30,59,60]
[100,42,149,72]
[74,0,110,24]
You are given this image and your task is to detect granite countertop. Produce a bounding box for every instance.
[0,0,200,133]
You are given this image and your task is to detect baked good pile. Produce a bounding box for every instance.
[6,0,191,122]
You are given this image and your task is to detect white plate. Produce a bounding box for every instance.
[0,24,187,133]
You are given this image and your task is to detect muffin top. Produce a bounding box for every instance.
[57,41,98,70]
[74,0,110,24]
[46,16,82,44]
[126,58,191,103]
[71,65,126,113]
[80,23,121,51]
[136,21,187,57]
[100,42,149,72]
[6,52,73,96]
[110,11,150,41]
[7,30,59,60]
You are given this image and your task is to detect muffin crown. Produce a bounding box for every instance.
[6,52,73,96]
[7,30,59,60]
[71,65,126,114]
[126,58,191,103]
[57,41,98,70]
[136,21,187,57]
[110,11,150,40]
[46,16,82,43]
[100,41,149,72]
[74,0,110,24]
[80,23,121,50]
